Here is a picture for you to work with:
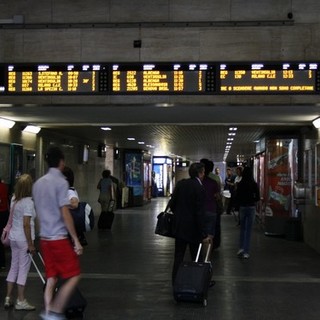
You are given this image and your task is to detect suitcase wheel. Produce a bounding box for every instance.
[203,299,207,307]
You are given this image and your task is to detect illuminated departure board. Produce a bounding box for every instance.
[0,62,320,95]
[111,63,215,93]
[2,64,108,94]
[219,63,320,93]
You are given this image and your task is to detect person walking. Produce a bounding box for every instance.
[97,170,114,212]
[4,174,36,311]
[235,167,260,259]
[33,146,83,320]
[169,162,211,284]
[0,178,9,269]
[201,161,221,257]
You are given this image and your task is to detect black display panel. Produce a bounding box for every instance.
[1,62,320,95]
[219,62,320,93]
[1,64,108,94]
[111,63,215,93]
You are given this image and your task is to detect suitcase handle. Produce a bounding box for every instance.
[195,243,212,263]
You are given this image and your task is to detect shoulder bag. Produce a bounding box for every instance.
[1,202,16,247]
[155,201,175,238]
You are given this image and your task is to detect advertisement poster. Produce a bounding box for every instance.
[265,139,298,218]
[125,152,143,196]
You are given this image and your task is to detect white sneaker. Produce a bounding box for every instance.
[4,296,13,309]
[237,249,244,256]
[40,311,66,320]
[15,299,35,311]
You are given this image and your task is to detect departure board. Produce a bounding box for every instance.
[111,63,215,93]
[219,63,320,93]
[1,62,320,95]
[2,64,108,94]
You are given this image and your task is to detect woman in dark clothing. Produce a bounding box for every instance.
[235,167,260,259]
[169,162,211,284]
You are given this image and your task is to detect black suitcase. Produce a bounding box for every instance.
[97,211,114,229]
[98,200,115,229]
[30,251,87,319]
[173,243,212,306]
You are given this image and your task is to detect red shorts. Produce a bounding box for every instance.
[40,238,81,279]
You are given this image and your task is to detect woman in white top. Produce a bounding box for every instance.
[4,174,36,311]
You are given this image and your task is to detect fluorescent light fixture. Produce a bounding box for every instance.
[127,137,135,141]
[138,141,145,145]
[101,127,112,131]
[23,125,41,134]
[312,117,320,129]
[0,117,15,128]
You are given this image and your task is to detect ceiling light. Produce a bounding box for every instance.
[229,127,238,131]
[127,137,135,141]
[0,117,15,128]
[23,125,41,134]
[312,117,320,129]
[138,141,145,144]
[227,138,234,141]
[101,127,112,131]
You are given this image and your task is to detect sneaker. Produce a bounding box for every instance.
[243,253,250,259]
[15,299,35,311]
[237,249,244,257]
[4,296,13,309]
[40,311,66,320]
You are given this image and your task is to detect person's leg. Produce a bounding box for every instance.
[6,241,19,300]
[16,241,32,302]
[50,275,80,313]
[238,207,246,253]
[44,277,58,312]
[243,207,255,255]
[172,239,187,284]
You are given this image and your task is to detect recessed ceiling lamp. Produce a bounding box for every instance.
[127,137,135,141]
[312,117,320,129]
[0,117,15,128]
[23,125,41,134]
[138,141,145,144]
[101,127,112,131]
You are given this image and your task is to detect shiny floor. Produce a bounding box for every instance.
[1,197,320,320]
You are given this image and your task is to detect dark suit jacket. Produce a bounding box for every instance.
[169,178,206,243]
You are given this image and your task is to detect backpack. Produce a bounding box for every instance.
[70,202,95,234]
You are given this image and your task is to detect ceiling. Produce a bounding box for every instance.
[0,102,319,162]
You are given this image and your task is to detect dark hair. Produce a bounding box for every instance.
[241,167,255,182]
[200,159,214,176]
[189,162,205,178]
[45,146,65,168]
[62,166,74,187]
[102,169,111,178]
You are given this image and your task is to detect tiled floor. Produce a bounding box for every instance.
[1,197,320,319]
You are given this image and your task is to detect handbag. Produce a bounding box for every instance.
[155,209,175,238]
[1,202,16,247]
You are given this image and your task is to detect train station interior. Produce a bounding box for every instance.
[1,1,320,319]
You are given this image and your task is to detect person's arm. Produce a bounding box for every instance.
[69,196,79,209]
[61,206,83,255]
[23,216,35,254]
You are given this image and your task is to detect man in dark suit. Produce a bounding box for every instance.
[169,162,211,284]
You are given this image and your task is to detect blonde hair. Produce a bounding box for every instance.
[14,174,33,201]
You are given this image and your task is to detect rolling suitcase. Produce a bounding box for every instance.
[173,243,212,306]
[98,200,115,229]
[30,251,87,319]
